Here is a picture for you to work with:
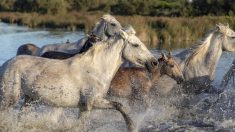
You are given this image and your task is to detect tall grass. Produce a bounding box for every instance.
[0,12,234,50]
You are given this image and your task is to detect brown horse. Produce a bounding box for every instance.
[108,53,184,100]
[16,43,39,56]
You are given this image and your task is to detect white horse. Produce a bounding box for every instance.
[17,14,123,56]
[160,23,235,94]
[0,28,157,131]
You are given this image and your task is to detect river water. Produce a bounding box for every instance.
[0,22,83,64]
[0,22,235,131]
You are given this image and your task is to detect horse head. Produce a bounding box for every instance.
[216,23,235,52]
[91,14,122,41]
[158,52,184,84]
[120,26,158,72]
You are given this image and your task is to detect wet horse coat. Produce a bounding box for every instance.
[109,53,184,99]
[0,28,157,132]
[163,23,235,93]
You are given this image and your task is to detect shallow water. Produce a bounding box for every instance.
[0,23,235,131]
[0,22,83,64]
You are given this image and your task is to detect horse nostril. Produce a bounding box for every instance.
[151,60,158,66]
[177,78,184,84]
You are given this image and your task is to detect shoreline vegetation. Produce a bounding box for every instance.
[0,0,235,49]
[0,12,234,50]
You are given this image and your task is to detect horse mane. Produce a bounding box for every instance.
[86,25,134,58]
[83,35,122,57]
[185,28,217,66]
[91,14,116,35]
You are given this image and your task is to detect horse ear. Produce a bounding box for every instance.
[216,23,229,35]
[101,14,111,21]
[158,53,167,62]
[216,23,225,30]
[163,53,167,60]
[167,51,172,58]
[123,25,136,35]
[216,23,223,26]
[161,53,167,60]
[120,30,128,40]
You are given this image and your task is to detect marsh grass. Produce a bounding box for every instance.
[0,12,234,49]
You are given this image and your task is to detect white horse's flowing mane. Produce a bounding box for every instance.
[185,28,215,66]
[185,23,231,67]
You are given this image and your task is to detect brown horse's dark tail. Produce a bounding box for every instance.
[16,43,39,56]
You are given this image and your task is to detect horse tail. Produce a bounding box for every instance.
[0,61,21,109]
[17,43,39,56]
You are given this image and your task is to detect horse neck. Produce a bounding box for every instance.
[151,65,162,83]
[183,32,223,80]
[73,39,125,83]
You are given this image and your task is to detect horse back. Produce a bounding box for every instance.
[109,67,152,97]
[17,43,39,56]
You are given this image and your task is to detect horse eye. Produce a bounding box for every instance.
[169,64,174,68]
[132,44,139,47]
[111,23,116,26]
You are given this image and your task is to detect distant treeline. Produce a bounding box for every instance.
[1,11,234,50]
[0,0,235,16]
[0,0,234,50]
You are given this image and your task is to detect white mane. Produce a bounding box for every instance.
[185,28,216,66]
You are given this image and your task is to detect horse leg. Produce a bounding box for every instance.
[93,98,135,132]
[76,92,96,131]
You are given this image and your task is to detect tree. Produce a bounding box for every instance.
[37,0,70,15]
[0,0,16,11]
[14,0,39,12]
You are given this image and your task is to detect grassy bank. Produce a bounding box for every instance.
[0,12,234,50]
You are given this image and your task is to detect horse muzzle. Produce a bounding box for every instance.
[176,77,184,84]
[145,58,158,73]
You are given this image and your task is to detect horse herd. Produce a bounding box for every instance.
[0,14,235,132]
